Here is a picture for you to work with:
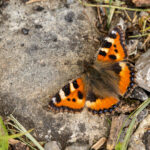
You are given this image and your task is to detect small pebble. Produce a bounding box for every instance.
[65,144,89,150]
[64,11,75,23]
[44,141,61,150]
[21,28,29,35]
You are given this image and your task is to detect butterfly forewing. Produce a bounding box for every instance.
[49,78,86,112]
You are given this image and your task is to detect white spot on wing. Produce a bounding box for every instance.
[116,54,120,59]
[77,99,83,104]
[52,97,56,104]
[70,83,75,92]
[101,48,109,53]
[119,62,126,69]
[59,89,66,100]
[105,37,115,44]
[86,101,91,107]
[111,30,117,34]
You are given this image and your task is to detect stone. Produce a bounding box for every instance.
[44,141,61,150]
[128,115,150,150]
[129,87,148,101]
[137,109,148,123]
[0,0,109,149]
[65,144,89,150]
[142,131,150,150]
[139,11,149,17]
[135,49,150,92]
[106,114,128,150]
[127,39,138,56]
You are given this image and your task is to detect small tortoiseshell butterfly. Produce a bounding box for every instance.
[49,26,135,114]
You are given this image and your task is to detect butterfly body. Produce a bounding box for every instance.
[49,26,135,114]
[83,61,120,98]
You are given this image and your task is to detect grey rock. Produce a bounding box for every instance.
[107,114,128,150]
[127,39,138,56]
[135,49,150,92]
[66,0,74,4]
[44,141,61,150]
[142,131,150,150]
[0,0,108,149]
[137,41,144,50]
[140,11,149,17]
[65,144,89,150]
[137,109,148,122]
[128,115,150,150]
[129,87,148,101]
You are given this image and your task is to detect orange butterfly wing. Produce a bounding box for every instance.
[85,26,135,114]
[97,26,127,62]
[49,78,86,112]
[86,96,119,114]
[49,26,135,115]
[118,62,135,96]
[98,26,135,96]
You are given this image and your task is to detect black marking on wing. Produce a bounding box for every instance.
[86,92,97,102]
[102,40,112,48]
[114,49,118,53]
[112,63,122,74]
[73,80,79,89]
[109,55,117,60]
[109,33,117,39]
[62,83,70,96]
[88,102,120,115]
[67,98,70,101]
[55,93,61,103]
[113,26,127,58]
[99,50,106,56]
[78,91,83,99]
[124,63,136,97]
[72,98,76,102]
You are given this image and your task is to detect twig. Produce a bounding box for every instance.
[97,6,102,25]
[78,0,150,12]
[26,0,46,4]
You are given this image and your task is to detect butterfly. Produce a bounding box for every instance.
[49,26,135,114]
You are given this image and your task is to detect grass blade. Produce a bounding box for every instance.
[115,98,150,150]
[9,115,44,150]
[0,117,9,150]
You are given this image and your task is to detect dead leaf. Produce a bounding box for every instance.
[9,139,29,150]
[91,137,106,150]
[106,115,127,150]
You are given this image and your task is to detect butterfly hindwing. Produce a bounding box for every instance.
[108,61,135,96]
[118,62,135,97]
[49,78,86,112]
[97,26,127,62]
[85,61,135,114]
[86,91,120,114]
